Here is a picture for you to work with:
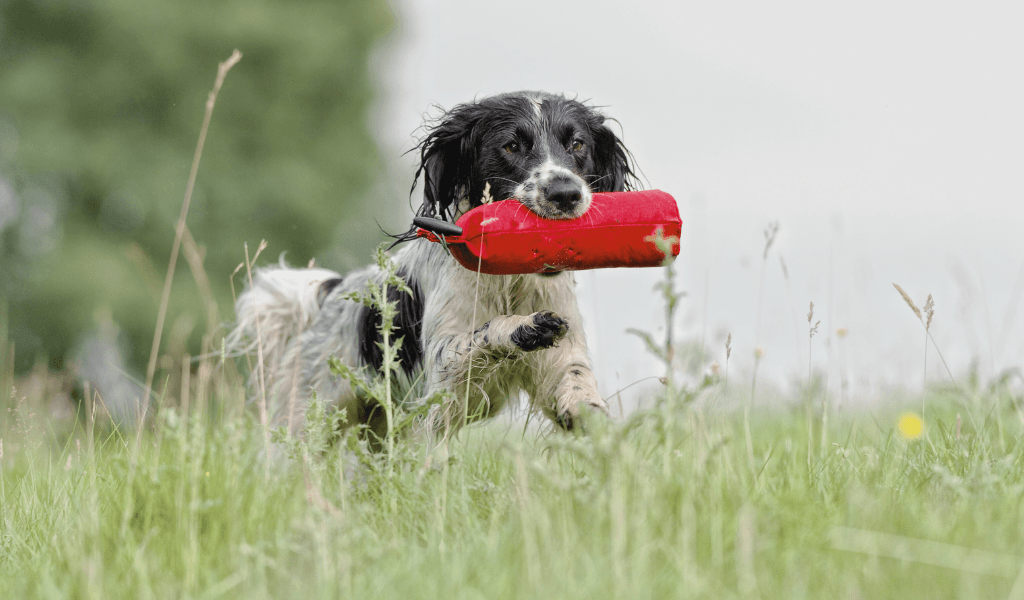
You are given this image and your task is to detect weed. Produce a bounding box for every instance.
[751,221,780,406]
[725,332,732,382]
[628,226,684,387]
[893,283,977,429]
[807,301,821,466]
[4,49,1024,600]
[749,222,779,468]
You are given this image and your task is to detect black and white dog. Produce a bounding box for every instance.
[228,91,637,444]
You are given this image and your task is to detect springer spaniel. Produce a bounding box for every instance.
[228,91,638,446]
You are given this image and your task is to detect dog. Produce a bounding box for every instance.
[228,91,638,446]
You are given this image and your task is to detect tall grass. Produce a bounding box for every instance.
[4,54,1024,600]
[3,357,1024,599]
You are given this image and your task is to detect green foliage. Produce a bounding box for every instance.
[629,226,685,385]
[0,0,394,372]
[325,244,445,463]
[326,245,411,463]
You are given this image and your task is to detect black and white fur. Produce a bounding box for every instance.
[228,91,637,444]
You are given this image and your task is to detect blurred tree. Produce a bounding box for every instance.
[0,0,394,374]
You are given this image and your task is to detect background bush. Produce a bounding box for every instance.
[0,0,393,374]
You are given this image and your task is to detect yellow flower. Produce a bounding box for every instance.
[898,413,925,439]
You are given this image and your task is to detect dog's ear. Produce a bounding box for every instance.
[411,104,483,221]
[590,121,637,193]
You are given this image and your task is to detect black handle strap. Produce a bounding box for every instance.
[413,216,463,238]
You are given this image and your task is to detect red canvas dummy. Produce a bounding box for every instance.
[415,190,681,275]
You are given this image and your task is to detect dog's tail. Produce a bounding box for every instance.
[225,258,341,391]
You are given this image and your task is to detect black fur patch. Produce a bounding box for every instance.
[317,277,344,306]
[510,311,568,352]
[474,321,491,345]
[356,268,424,376]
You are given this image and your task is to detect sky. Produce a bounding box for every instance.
[368,0,1024,407]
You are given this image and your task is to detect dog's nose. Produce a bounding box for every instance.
[543,176,583,213]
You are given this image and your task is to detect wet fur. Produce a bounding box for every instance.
[228,91,638,442]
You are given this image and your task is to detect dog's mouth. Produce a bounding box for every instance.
[511,170,593,220]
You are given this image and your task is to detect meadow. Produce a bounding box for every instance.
[4,52,1024,600]
[2,340,1024,600]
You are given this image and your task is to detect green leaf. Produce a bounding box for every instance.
[626,328,667,362]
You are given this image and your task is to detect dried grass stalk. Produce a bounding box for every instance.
[893,283,923,321]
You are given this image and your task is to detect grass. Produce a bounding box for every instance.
[3,377,1024,599]
[3,51,1023,600]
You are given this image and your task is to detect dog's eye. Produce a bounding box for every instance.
[570,140,584,152]
[503,142,520,154]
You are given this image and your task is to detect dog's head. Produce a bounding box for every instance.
[410,91,638,223]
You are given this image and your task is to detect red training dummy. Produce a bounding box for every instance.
[415,189,681,275]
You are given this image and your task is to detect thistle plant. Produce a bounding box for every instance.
[628,226,683,387]
[328,245,412,475]
[625,225,723,447]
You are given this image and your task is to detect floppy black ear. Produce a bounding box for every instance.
[410,104,482,222]
[590,122,638,193]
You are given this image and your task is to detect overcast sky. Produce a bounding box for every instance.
[370,0,1024,406]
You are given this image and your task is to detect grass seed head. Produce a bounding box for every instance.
[924,294,935,330]
[893,283,922,321]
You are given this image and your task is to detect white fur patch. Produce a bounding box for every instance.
[225,257,340,397]
[512,160,594,219]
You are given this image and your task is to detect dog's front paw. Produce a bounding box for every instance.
[510,310,569,352]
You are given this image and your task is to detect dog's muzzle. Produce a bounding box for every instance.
[543,175,584,215]
[514,166,593,220]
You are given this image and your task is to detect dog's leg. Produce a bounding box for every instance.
[423,310,569,431]
[525,276,609,431]
[533,341,608,431]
